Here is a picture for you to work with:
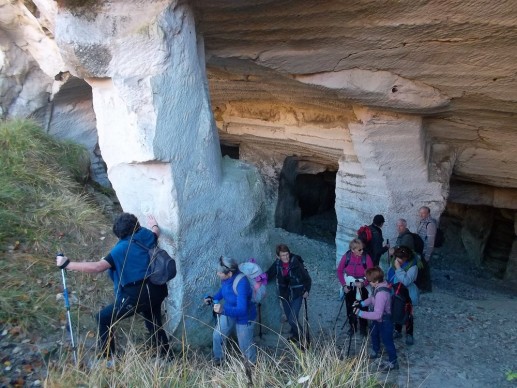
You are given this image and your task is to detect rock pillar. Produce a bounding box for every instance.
[54,0,269,343]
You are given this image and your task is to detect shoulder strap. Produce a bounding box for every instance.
[374,286,391,297]
[344,251,352,267]
[232,273,246,296]
[132,239,154,252]
[361,253,367,269]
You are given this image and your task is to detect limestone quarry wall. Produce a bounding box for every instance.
[1,0,517,341]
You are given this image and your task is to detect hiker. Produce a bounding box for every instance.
[265,244,311,343]
[55,213,170,359]
[204,256,257,365]
[362,214,389,266]
[416,206,437,292]
[336,238,374,336]
[393,218,415,251]
[387,246,419,345]
[354,267,399,371]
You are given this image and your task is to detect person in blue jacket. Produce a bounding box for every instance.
[387,246,419,346]
[56,213,170,359]
[205,256,257,365]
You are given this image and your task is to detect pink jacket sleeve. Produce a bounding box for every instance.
[337,255,346,286]
[359,291,390,321]
[366,254,374,269]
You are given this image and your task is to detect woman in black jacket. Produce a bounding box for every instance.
[266,244,311,342]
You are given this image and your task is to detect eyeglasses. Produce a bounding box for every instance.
[356,248,364,252]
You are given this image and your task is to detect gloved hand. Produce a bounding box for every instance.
[352,300,362,309]
[203,295,213,305]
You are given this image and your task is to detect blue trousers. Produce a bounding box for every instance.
[213,315,256,363]
[371,318,397,363]
[281,296,303,339]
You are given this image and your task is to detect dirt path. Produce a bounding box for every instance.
[271,228,517,388]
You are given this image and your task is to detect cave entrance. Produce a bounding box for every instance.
[483,209,514,278]
[275,156,337,244]
[221,143,239,159]
[440,202,515,278]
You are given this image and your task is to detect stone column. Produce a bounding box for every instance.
[54,0,269,344]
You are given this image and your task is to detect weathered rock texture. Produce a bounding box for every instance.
[1,0,517,340]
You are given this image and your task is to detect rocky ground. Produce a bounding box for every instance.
[268,228,517,388]
[1,228,517,387]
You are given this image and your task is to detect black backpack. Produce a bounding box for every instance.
[426,221,445,248]
[343,250,367,269]
[134,240,177,285]
[410,232,425,255]
[434,227,445,248]
[375,283,411,325]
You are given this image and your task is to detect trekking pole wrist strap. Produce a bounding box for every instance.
[59,259,70,269]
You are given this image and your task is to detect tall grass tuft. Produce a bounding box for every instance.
[0,119,114,331]
[46,335,383,388]
[0,119,103,250]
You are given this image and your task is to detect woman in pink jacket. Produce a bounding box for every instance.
[337,238,374,336]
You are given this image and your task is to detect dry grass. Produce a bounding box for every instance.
[0,119,115,331]
[46,334,383,388]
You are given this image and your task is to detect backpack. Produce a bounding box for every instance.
[434,228,445,248]
[134,240,177,285]
[343,250,367,269]
[375,283,411,325]
[426,221,445,248]
[233,259,267,303]
[357,225,373,245]
[410,232,425,255]
[414,256,428,290]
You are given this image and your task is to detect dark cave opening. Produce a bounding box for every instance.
[275,157,337,244]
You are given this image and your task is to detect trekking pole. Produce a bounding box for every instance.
[333,291,346,331]
[57,253,78,365]
[258,303,263,339]
[213,299,224,351]
[303,298,310,349]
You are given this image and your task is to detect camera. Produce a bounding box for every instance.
[204,295,213,306]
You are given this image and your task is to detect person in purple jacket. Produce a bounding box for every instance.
[354,267,399,372]
[205,256,257,365]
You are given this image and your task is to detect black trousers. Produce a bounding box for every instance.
[345,286,369,334]
[97,281,169,357]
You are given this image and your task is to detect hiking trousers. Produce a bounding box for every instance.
[371,319,397,364]
[97,281,169,357]
[213,315,257,363]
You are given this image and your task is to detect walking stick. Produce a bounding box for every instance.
[58,253,77,365]
[303,298,310,349]
[333,291,346,331]
[258,303,263,339]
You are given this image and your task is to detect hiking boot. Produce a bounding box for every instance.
[393,331,402,339]
[212,358,222,367]
[406,335,414,345]
[380,360,399,372]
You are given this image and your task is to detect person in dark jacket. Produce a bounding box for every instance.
[205,256,257,365]
[55,213,170,360]
[365,214,389,266]
[266,244,311,342]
